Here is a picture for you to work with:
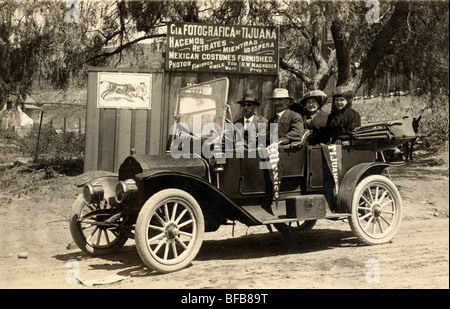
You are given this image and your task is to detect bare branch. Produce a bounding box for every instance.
[85,33,165,64]
[280,59,312,87]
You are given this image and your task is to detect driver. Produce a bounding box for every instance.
[234,93,268,148]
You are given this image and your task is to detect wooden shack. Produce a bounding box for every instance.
[84,23,279,172]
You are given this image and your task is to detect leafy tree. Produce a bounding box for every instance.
[249,0,412,93]
[0,0,165,106]
[375,0,449,95]
[1,0,447,107]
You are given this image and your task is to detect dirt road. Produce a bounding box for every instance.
[0,151,448,289]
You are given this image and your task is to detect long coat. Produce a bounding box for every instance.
[325,106,361,143]
[302,109,329,145]
[268,109,304,145]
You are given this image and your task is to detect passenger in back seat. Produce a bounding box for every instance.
[324,86,361,144]
[298,90,329,145]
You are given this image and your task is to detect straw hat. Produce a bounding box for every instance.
[268,88,294,100]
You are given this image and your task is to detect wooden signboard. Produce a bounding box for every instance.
[84,23,279,173]
[166,22,279,75]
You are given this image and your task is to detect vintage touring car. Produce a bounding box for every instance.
[70,78,416,273]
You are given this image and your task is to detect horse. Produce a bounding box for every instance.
[402,115,422,161]
[100,81,148,102]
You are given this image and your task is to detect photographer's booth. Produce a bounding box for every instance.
[84,22,279,172]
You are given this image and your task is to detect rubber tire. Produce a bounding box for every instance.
[135,189,205,273]
[69,195,128,256]
[349,175,402,245]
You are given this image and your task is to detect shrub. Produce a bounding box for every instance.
[16,125,84,164]
[0,130,22,164]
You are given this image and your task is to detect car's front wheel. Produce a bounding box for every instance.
[69,195,129,255]
[135,189,205,273]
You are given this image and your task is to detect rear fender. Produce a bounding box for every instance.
[137,171,259,230]
[336,162,400,213]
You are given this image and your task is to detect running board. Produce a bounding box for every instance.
[261,213,350,225]
[240,196,351,225]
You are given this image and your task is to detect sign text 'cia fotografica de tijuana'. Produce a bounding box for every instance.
[166,22,279,75]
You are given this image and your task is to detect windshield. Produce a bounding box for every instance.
[174,78,229,139]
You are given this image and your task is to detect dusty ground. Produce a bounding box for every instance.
[0,150,448,290]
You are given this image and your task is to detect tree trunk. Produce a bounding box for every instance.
[331,19,351,88]
[359,1,410,90]
[331,1,410,93]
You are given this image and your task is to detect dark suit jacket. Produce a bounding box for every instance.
[268,109,304,145]
[234,114,268,147]
[234,114,268,128]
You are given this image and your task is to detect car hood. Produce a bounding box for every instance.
[118,154,208,181]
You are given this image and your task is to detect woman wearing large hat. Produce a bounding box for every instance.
[324,86,361,144]
[299,90,329,145]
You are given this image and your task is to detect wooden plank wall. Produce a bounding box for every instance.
[84,69,276,172]
[84,69,164,172]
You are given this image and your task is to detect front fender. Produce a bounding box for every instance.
[136,171,259,229]
[75,171,118,207]
[336,162,402,213]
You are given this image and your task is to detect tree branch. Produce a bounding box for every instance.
[280,58,313,89]
[85,33,166,64]
[316,49,337,90]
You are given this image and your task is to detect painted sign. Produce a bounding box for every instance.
[166,22,279,75]
[97,72,152,109]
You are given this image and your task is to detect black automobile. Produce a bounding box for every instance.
[70,78,415,273]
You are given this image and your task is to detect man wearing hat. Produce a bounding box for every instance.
[299,90,329,145]
[267,88,304,145]
[324,85,361,144]
[234,93,268,148]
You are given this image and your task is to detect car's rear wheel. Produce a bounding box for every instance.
[273,220,317,236]
[349,175,402,245]
[69,195,129,255]
[135,189,205,273]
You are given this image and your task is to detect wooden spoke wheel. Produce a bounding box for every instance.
[135,189,205,273]
[273,220,317,236]
[69,195,129,255]
[349,175,403,245]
